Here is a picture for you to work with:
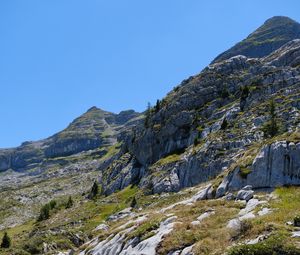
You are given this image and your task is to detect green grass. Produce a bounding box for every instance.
[228,233,300,255]
[126,215,164,241]
[239,166,252,179]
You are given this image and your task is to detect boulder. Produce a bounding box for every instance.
[237,188,254,201]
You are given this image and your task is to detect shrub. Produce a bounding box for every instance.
[294,215,300,227]
[240,86,250,111]
[220,86,230,98]
[38,203,51,221]
[239,167,252,179]
[240,85,249,100]
[65,196,74,209]
[194,137,200,146]
[23,237,43,254]
[49,200,57,209]
[220,118,228,130]
[88,181,99,199]
[130,196,137,208]
[262,100,279,138]
[1,232,11,248]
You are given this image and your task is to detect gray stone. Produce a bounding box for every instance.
[237,189,254,201]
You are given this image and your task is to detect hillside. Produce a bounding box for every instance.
[1,16,300,255]
[212,16,300,63]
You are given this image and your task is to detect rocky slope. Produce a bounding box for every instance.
[100,37,300,196]
[1,16,300,255]
[212,16,300,64]
[0,107,141,172]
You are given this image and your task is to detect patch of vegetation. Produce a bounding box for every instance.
[1,232,11,248]
[88,181,99,199]
[158,199,241,255]
[127,215,163,241]
[262,99,280,138]
[228,233,300,255]
[239,166,252,179]
[37,200,57,221]
[144,102,152,128]
[154,153,182,167]
[130,196,138,208]
[220,118,228,130]
[65,196,74,209]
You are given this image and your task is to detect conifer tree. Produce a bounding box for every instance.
[66,196,73,208]
[89,181,99,199]
[1,232,11,248]
[262,100,279,137]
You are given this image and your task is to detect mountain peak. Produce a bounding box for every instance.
[263,15,296,25]
[212,16,300,63]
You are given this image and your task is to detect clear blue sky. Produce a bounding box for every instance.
[0,0,300,148]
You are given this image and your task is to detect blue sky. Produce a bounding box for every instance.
[0,0,300,148]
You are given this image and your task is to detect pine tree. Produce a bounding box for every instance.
[262,100,279,138]
[144,102,151,128]
[1,232,11,248]
[220,118,228,130]
[38,203,50,221]
[89,181,99,199]
[66,196,73,208]
[155,99,161,112]
[49,200,57,209]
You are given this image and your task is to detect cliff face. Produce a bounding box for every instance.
[226,140,300,191]
[2,17,300,197]
[99,38,300,195]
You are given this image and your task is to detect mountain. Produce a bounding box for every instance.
[1,16,300,255]
[0,106,142,172]
[212,16,300,63]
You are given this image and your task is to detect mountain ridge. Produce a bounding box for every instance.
[212,16,300,63]
[1,16,300,255]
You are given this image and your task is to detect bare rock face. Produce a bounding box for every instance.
[100,153,144,196]
[228,141,300,191]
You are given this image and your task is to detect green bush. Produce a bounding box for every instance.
[88,181,99,199]
[49,200,57,209]
[65,196,74,209]
[38,203,51,221]
[23,237,43,254]
[262,100,279,138]
[239,167,252,179]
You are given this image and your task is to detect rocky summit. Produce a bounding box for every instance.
[1,16,300,255]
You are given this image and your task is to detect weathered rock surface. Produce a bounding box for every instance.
[228,141,300,190]
[82,216,178,255]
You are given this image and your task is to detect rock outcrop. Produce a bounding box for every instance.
[227,141,300,190]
